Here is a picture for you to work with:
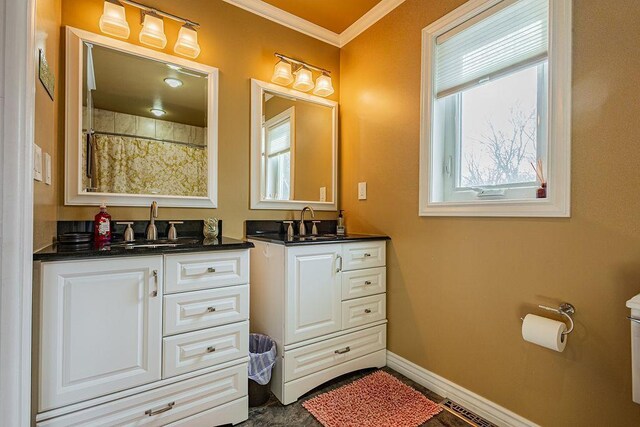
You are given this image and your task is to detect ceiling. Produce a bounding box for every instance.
[83,43,208,127]
[261,0,383,34]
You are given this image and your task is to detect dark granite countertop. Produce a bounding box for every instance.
[34,236,254,262]
[247,233,390,246]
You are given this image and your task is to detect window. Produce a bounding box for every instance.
[263,107,295,200]
[419,0,571,217]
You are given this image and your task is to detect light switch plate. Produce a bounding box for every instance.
[44,153,52,185]
[358,182,367,200]
[319,187,326,202]
[33,144,43,182]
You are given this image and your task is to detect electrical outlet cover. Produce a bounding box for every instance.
[33,144,43,182]
[44,152,52,185]
[320,187,326,202]
[358,182,367,200]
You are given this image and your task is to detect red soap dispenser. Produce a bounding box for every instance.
[94,202,112,244]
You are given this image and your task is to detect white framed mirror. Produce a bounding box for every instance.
[250,79,338,211]
[65,27,218,208]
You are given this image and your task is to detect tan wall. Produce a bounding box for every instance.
[264,96,334,201]
[340,0,640,425]
[56,0,340,239]
[33,0,62,250]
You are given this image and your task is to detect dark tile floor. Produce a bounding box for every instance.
[238,367,472,427]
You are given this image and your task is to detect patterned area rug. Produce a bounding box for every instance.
[302,370,442,427]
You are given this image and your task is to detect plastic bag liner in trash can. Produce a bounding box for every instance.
[248,334,277,406]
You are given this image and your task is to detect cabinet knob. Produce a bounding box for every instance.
[364,308,372,314]
[207,267,216,273]
[364,280,372,285]
[206,346,216,353]
[363,253,371,257]
[207,306,216,312]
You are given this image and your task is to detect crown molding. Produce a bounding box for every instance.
[339,0,406,46]
[221,0,340,47]
[222,0,406,48]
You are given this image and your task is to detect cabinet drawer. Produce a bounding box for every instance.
[342,294,386,330]
[164,285,249,336]
[165,251,249,294]
[284,324,386,382]
[163,322,249,378]
[342,241,386,271]
[341,267,386,300]
[37,363,247,427]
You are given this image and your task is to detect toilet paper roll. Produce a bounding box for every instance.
[522,314,567,352]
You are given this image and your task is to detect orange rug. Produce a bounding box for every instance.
[302,370,442,427]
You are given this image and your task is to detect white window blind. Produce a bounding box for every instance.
[435,0,548,98]
[267,119,291,156]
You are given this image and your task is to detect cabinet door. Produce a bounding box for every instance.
[39,256,163,411]
[285,244,342,344]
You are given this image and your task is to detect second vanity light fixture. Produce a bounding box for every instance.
[98,0,201,58]
[271,53,334,97]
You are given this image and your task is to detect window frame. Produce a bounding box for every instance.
[419,0,572,217]
[262,106,296,201]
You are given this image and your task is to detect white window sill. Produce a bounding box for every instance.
[419,195,570,217]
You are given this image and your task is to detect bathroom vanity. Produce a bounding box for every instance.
[33,238,253,426]
[248,231,389,405]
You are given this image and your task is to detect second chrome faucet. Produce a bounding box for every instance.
[299,206,315,236]
[146,201,158,240]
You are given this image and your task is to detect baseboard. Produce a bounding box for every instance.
[386,351,538,427]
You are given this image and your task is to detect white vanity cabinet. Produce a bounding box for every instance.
[250,239,388,405]
[34,249,250,427]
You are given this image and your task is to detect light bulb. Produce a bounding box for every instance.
[271,60,294,86]
[164,78,183,88]
[292,67,314,92]
[313,73,334,97]
[174,24,201,58]
[150,108,166,117]
[98,0,130,39]
[139,12,167,49]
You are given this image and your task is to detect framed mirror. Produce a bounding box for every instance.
[65,27,218,207]
[250,79,338,211]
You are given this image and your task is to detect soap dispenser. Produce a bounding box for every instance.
[337,210,346,236]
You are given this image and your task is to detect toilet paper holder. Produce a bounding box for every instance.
[521,302,576,336]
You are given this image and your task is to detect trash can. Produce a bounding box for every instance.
[248,333,277,407]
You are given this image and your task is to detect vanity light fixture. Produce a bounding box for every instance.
[99,0,130,39]
[98,0,201,57]
[139,11,167,49]
[150,108,166,117]
[174,24,201,59]
[164,77,183,88]
[313,72,334,97]
[272,53,334,97]
[292,67,314,92]
[271,60,294,85]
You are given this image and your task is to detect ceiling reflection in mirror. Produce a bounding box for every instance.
[81,42,208,197]
[261,91,334,203]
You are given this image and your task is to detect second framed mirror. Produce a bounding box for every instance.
[250,79,338,211]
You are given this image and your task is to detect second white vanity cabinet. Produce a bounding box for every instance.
[34,248,251,426]
[250,238,388,405]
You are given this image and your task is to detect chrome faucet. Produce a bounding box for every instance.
[146,201,158,240]
[299,206,315,236]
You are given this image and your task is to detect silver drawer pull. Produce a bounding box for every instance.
[364,280,372,285]
[628,316,640,324]
[364,308,372,314]
[334,346,350,355]
[207,267,216,273]
[206,346,216,353]
[363,253,371,257]
[207,306,217,312]
[151,270,158,297]
[145,401,175,416]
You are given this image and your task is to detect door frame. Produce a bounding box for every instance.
[0,0,37,425]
